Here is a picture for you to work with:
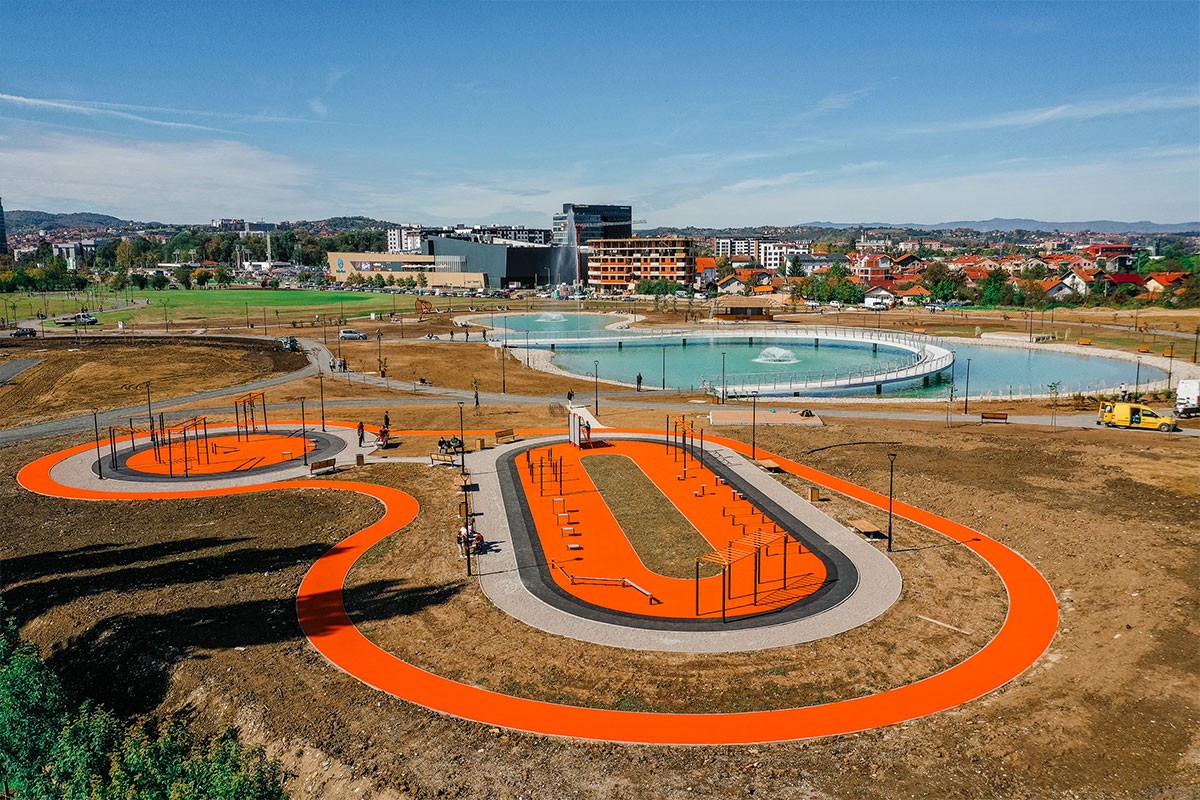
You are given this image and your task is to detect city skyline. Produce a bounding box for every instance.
[1,1,1197,227]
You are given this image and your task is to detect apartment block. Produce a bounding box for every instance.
[586,237,696,293]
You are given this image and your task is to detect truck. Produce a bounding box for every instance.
[863,297,889,310]
[1175,379,1199,418]
[1097,401,1177,432]
[54,312,98,326]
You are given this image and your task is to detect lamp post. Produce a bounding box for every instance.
[1193,325,1198,365]
[300,398,308,466]
[593,360,600,417]
[662,345,667,390]
[376,328,383,375]
[501,343,507,393]
[245,302,250,329]
[886,452,897,552]
[963,358,972,414]
[1135,356,1142,396]
[318,372,326,431]
[721,351,727,404]
[750,391,759,460]
[92,408,104,480]
[457,401,466,476]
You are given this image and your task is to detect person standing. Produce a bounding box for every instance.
[356,421,365,447]
[383,411,391,429]
[474,389,480,408]
[567,389,574,404]
[1119,382,1128,401]
[636,372,643,392]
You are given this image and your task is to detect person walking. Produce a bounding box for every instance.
[474,389,480,408]
[383,411,391,429]
[567,389,574,405]
[356,421,365,447]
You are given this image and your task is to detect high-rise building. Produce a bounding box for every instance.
[551,203,633,246]
[0,197,9,256]
[586,237,696,293]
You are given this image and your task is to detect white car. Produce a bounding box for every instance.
[828,300,844,309]
[339,328,368,340]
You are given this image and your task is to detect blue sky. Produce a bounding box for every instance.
[1,1,1197,226]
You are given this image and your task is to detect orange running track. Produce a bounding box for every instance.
[125,433,315,476]
[519,440,826,618]
[18,426,1058,745]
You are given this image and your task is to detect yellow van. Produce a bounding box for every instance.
[1097,402,1177,432]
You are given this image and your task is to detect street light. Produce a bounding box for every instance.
[300,398,308,466]
[886,452,897,552]
[721,351,727,404]
[1135,356,1142,396]
[662,345,667,390]
[318,372,326,431]
[457,401,466,476]
[750,391,759,460]
[963,358,972,415]
[593,360,600,417]
[92,408,104,480]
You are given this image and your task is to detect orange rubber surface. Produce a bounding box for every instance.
[125,433,315,476]
[18,426,1059,745]
[519,440,825,618]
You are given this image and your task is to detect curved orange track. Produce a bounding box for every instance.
[18,427,1058,745]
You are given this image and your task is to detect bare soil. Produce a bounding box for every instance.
[2,397,1197,799]
[0,338,306,429]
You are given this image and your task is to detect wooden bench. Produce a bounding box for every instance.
[429,453,456,466]
[847,518,883,538]
[495,429,518,444]
[980,412,1009,423]
[756,459,782,472]
[1078,338,1092,346]
[1138,344,1151,353]
[912,327,927,334]
[308,457,337,475]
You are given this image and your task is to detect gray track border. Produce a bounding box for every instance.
[467,433,901,653]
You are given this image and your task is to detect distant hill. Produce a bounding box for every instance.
[796,218,1200,234]
[4,209,135,233]
[283,216,400,231]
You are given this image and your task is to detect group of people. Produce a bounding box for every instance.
[329,357,349,372]
[456,522,484,558]
[355,413,393,448]
[437,436,463,454]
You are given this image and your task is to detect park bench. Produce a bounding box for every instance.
[847,518,883,538]
[429,453,456,466]
[309,457,337,475]
[1138,344,1151,353]
[980,412,1009,423]
[495,429,518,444]
[1078,338,1092,346]
[756,459,782,472]
[912,327,927,334]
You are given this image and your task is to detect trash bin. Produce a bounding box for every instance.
[808,487,820,502]
[356,454,365,467]
[474,437,486,452]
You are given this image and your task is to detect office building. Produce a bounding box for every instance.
[552,204,633,246]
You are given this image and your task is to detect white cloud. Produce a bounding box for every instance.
[908,92,1200,134]
[0,133,323,221]
[653,155,1200,226]
[0,92,230,133]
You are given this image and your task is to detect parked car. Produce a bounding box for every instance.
[1097,401,1177,432]
[339,328,368,340]
[9,327,36,337]
[829,300,844,309]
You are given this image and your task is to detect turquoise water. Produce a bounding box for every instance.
[504,314,1165,397]
[494,312,623,336]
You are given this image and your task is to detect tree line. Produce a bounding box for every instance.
[0,598,288,799]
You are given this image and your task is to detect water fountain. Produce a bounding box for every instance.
[753,346,798,365]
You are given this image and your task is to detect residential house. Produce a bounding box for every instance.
[1145,272,1188,296]
[713,294,782,321]
[863,285,898,306]
[894,285,932,306]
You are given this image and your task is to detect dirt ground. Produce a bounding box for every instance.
[2,394,1197,799]
[0,338,307,429]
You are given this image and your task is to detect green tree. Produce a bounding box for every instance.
[215,266,233,287]
[786,255,805,278]
[149,273,169,291]
[0,646,66,794]
[31,702,122,800]
[191,268,213,287]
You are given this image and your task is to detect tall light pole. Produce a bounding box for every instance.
[886,453,897,552]
[501,343,507,393]
[92,408,104,480]
[721,351,727,404]
[662,345,667,390]
[300,399,308,466]
[245,302,250,329]
[750,390,759,460]
[318,372,326,431]
[457,401,466,476]
[1135,357,1142,396]
[963,358,972,415]
[593,359,600,417]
